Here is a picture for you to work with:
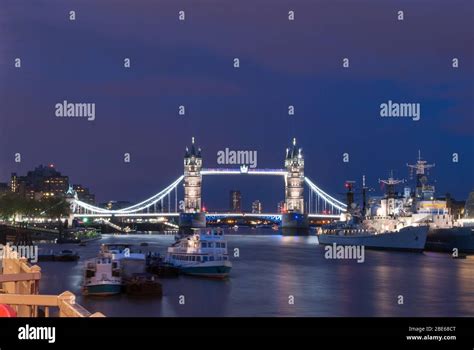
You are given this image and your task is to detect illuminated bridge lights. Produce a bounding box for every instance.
[201,168,287,176]
[75,212,342,220]
[72,168,346,217]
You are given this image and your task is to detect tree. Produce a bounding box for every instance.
[0,193,27,221]
[40,198,71,220]
[0,194,71,222]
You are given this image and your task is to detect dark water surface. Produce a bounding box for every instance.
[37,230,474,317]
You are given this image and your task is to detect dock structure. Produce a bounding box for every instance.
[0,244,104,317]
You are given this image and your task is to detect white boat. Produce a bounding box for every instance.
[82,256,122,296]
[99,244,146,278]
[100,243,146,261]
[165,229,232,278]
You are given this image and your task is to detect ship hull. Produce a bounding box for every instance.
[317,226,428,252]
[172,260,232,278]
[83,283,122,296]
[425,227,474,253]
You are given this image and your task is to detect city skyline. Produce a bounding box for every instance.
[1,0,472,209]
[1,156,470,214]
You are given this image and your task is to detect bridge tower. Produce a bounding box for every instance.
[179,137,206,228]
[65,185,77,228]
[282,138,308,229]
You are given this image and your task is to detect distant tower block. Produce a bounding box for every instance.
[282,138,308,229]
[179,137,206,228]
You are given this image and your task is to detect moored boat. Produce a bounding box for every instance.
[82,256,122,296]
[165,228,232,278]
[124,273,162,297]
[147,260,180,277]
[426,226,474,254]
[318,223,428,252]
[317,178,428,252]
[404,154,474,254]
[100,243,146,278]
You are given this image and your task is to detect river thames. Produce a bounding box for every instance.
[37,229,474,317]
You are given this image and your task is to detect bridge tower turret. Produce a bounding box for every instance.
[282,138,308,230]
[285,138,305,213]
[179,137,206,228]
[183,137,202,212]
[65,185,77,228]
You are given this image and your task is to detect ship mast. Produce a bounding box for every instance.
[362,175,367,216]
[407,150,435,200]
[407,150,435,177]
[378,171,405,198]
[345,180,356,209]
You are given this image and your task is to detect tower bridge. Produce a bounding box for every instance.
[71,138,347,229]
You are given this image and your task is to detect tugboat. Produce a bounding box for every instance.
[317,177,429,252]
[82,256,122,296]
[165,228,232,278]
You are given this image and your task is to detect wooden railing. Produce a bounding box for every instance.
[0,291,105,317]
[0,245,42,316]
[0,244,104,317]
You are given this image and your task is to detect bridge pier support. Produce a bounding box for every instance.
[281,212,308,229]
[178,212,206,229]
[67,213,74,228]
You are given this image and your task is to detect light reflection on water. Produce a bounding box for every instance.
[37,229,474,317]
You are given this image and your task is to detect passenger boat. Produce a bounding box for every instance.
[82,256,122,296]
[165,229,232,278]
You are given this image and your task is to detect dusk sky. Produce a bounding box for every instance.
[0,0,472,210]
